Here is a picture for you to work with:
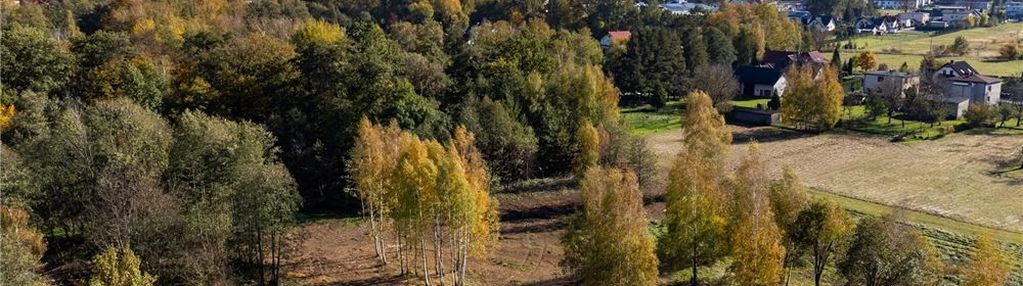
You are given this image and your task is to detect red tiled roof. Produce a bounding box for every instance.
[607,31,632,41]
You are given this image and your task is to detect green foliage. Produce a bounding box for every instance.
[780,66,845,130]
[562,167,658,286]
[0,24,75,94]
[964,103,995,127]
[464,97,539,181]
[838,215,944,286]
[88,247,157,286]
[952,36,970,56]
[607,26,686,105]
[574,120,600,178]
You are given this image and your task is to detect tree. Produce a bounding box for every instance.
[465,97,538,181]
[838,214,944,286]
[831,48,842,68]
[857,51,877,71]
[691,65,741,110]
[781,65,845,130]
[562,167,658,286]
[1,206,50,286]
[661,91,732,286]
[878,75,908,125]
[449,126,500,286]
[959,235,1011,286]
[574,120,600,178]
[999,43,1020,60]
[865,90,890,120]
[233,162,300,286]
[352,118,402,265]
[768,166,810,284]
[730,143,786,286]
[792,200,850,286]
[1,24,75,94]
[705,27,737,66]
[964,103,994,127]
[952,36,970,56]
[89,247,157,286]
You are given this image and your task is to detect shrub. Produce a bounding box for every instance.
[964,103,994,127]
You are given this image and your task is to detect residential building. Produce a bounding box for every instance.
[1006,1,1023,19]
[931,61,1003,118]
[734,51,829,98]
[862,71,921,91]
[658,0,717,15]
[941,9,980,23]
[875,0,930,9]
[898,12,930,25]
[600,31,631,49]
[805,16,837,32]
[855,16,905,34]
[955,0,992,12]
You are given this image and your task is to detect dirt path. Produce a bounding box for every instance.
[647,126,1023,232]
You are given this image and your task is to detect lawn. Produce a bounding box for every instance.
[838,105,965,140]
[837,22,1023,76]
[621,101,685,136]
[839,52,1023,76]
[843,23,1023,56]
[730,98,770,108]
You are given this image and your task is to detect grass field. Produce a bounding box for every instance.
[838,22,1023,76]
[839,51,1023,76]
[844,23,1023,56]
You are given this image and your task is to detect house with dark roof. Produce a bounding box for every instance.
[734,51,829,98]
[931,61,1003,118]
[855,16,905,34]
[735,66,787,98]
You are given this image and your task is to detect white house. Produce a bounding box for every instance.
[863,71,920,92]
[897,12,930,25]
[942,9,980,23]
[806,16,837,32]
[931,61,1004,118]
[659,0,717,15]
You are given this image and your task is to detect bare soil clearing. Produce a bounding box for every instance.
[647,126,1023,232]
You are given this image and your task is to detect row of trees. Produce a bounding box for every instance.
[560,92,1015,286]
[352,120,499,285]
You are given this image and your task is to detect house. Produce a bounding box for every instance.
[734,51,829,98]
[955,0,992,12]
[862,71,921,92]
[805,16,837,32]
[855,16,903,34]
[875,0,930,9]
[926,20,950,29]
[931,61,1003,118]
[897,12,930,25]
[735,66,787,98]
[1006,1,1023,19]
[788,10,812,22]
[941,9,980,23]
[658,0,717,15]
[600,31,631,49]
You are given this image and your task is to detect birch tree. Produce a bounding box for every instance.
[661,91,732,286]
[730,143,786,286]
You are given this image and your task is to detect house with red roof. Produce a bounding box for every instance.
[600,31,632,49]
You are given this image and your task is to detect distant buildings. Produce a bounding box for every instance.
[656,0,717,15]
[874,0,931,9]
[855,16,907,34]
[1006,1,1023,19]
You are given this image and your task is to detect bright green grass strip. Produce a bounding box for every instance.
[730,98,770,109]
[623,112,680,136]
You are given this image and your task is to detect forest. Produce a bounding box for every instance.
[0,0,1016,285]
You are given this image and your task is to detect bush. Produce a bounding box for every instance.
[964,103,994,127]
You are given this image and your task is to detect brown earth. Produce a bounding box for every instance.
[283,126,1023,285]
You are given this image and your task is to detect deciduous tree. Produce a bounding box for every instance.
[562,167,658,286]
[959,235,1010,286]
[661,91,732,286]
[729,143,786,286]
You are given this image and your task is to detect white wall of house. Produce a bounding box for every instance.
[945,82,1001,104]
[753,77,787,97]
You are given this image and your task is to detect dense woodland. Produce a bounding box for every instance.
[0,0,1016,285]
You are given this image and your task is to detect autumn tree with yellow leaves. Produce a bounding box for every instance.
[780,65,845,131]
[960,235,1011,286]
[562,167,659,286]
[353,121,498,286]
[729,143,786,286]
[660,91,732,286]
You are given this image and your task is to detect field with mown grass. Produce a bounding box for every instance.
[837,22,1023,76]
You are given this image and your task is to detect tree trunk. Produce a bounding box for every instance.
[422,239,432,286]
[434,216,444,280]
[690,243,698,286]
[370,207,387,265]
